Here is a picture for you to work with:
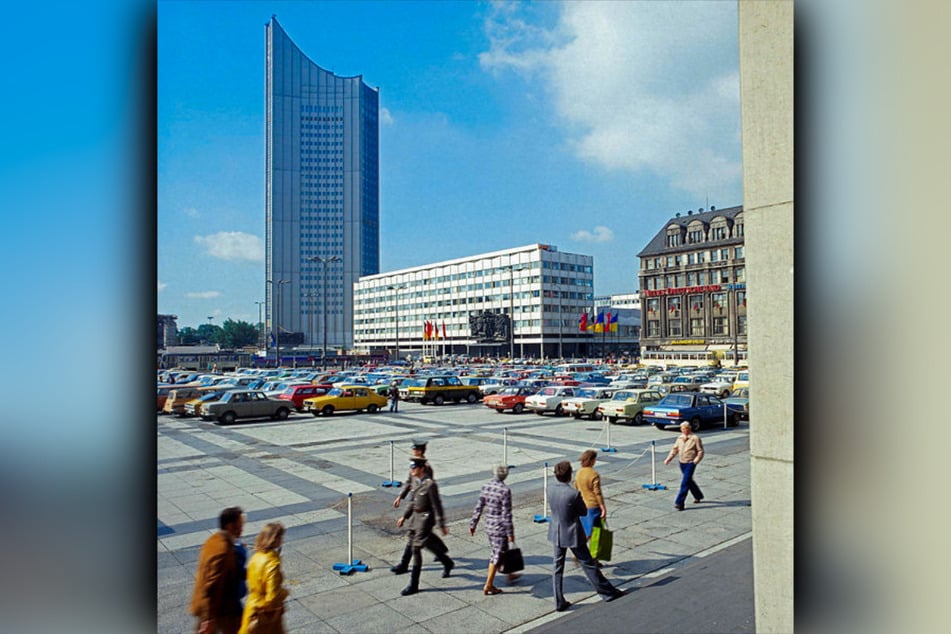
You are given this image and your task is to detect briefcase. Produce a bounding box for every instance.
[590,519,613,561]
[499,546,524,574]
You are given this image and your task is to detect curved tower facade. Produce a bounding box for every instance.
[265,16,379,355]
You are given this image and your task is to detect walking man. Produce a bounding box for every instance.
[189,507,245,634]
[547,461,623,612]
[664,421,705,510]
[392,441,451,574]
[388,381,400,412]
[395,458,454,595]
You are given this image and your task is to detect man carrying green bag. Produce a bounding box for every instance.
[589,518,613,561]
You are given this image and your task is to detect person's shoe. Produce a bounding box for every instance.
[442,558,455,578]
[483,586,503,595]
[390,564,409,574]
[400,585,419,596]
[555,601,571,612]
[605,588,626,602]
[674,504,684,511]
[693,497,704,503]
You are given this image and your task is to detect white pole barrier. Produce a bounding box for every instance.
[641,440,668,490]
[332,493,369,573]
[534,461,550,523]
[381,440,400,487]
[723,401,728,430]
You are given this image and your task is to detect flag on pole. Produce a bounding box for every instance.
[432,320,439,340]
[423,321,431,340]
[442,321,447,339]
[586,313,595,332]
[579,313,588,332]
[605,311,612,332]
[594,311,605,333]
[610,312,619,333]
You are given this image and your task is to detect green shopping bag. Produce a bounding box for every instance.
[589,518,613,561]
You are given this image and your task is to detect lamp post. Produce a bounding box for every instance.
[387,285,405,362]
[307,255,340,365]
[254,301,265,352]
[267,279,290,368]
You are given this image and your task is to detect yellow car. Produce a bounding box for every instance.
[303,385,388,416]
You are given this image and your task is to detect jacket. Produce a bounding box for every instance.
[547,481,589,549]
[238,550,288,634]
[190,531,242,620]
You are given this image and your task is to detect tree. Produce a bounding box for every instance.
[195,323,221,345]
[177,326,200,345]
[219,319,259,348]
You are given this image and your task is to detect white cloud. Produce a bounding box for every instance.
[380,107,394,126]
[185,291,221,299]
[571,225,614,243]
[158,281,167,293]
[183,206,200,218]
[480,1,741,198]
[194,231,264,262]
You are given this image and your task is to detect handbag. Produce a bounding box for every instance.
[589,519,613,561]
[246,607,283,634]
[499,545,524,574]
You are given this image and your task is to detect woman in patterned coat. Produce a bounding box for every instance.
[469,464,517,595]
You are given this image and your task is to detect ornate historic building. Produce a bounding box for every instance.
[636,205,746,366]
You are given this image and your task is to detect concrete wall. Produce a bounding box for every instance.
[738,2,794,632]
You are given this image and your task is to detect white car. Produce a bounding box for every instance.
[524,385,577,416]
[700,373,738,398]
[561,387,616,420]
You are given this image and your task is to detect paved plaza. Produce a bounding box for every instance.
[158,402,752,633]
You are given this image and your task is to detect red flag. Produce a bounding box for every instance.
[579,313,588,332]
[424,320,431,340]
[433,320,439,340]
[442,321,447,339]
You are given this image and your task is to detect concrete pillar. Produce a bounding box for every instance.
[739,2,794,632]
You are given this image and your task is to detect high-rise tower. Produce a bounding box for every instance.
[265,16,379,356]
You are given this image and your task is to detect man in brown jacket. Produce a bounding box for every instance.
[189,507,245,634]
[664,422,705,510]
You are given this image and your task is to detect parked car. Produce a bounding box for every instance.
[402,375,481,405]
[200,390,293,425]
[643,392,734,431]
[162,386,203,416]
[668,375,705,393]
[646,373,677,394]
[157,385,173,412]
[524,385,577,416]
[277,384,331,412]
[183,388,229,418]
[302,385,388,416]
[700,373,738,399]
[732,371,750,391]
[561,387,616,420]
[597,389,665,425]
[723,387,750,423]
[482,385,537,414]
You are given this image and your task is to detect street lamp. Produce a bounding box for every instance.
[387,284,405,362]
[254,301,265,352]
[267,279,290,368]
[306,255,340,364]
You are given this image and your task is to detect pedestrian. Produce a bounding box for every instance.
[547,461,624,612]
[391,441,451,574]
[469,464,518,595]
[238,522,289,634]
[190,507,246,634]
[574,449,608,561]
[664,421,705,510]
[395,458,454,595]
[388,381,400,412]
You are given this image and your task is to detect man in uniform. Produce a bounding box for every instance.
[391,440,451,573]
[395,458,454,595]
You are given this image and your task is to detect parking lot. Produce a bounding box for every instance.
[158,400,752,633]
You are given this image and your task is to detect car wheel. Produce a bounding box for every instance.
[467,393,478,404]
[634,412,643,426]
[572,412,581,419]
[219,411,236,426]
[367,404,379,413]
[513,403,524,414]
[555,404,564,417]
[592,411,602,421]
[608,416,617,424]
[654,423,666,430]
[322,405,335,416]
[275,408,289,420]
[720,389,730,399]
[729,412,741,427]
[434,395,445,405]
[690,417,701,432]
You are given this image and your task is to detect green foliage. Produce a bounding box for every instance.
[219,319,259,348]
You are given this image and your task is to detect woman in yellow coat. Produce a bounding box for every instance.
[238,523,289,634]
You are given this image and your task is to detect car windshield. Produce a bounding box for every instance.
[327,388,344,396]
[613,391,635,401]
[538,388,557,396]
[661,394,693,407]
[730,388,749,398]
[576,388,597,398]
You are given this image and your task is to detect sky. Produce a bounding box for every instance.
[159,0,743,329]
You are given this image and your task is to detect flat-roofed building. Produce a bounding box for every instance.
[353,244,594,360]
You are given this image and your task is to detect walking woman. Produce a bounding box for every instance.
[575,450,607,561]
[238,523,289,634]
[469,464,517,595]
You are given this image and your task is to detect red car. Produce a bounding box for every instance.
[483,386,537,414]
[277,384,330,412]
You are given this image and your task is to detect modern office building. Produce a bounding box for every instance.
[353,244,595,360]
[636,205,747,366]
[591,293,641,359]
[265,16,379,356]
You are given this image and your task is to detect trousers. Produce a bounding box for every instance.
[675,461,704,506]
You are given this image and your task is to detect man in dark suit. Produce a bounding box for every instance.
[547,461,624,612]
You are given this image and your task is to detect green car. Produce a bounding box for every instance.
[597,389,664,425]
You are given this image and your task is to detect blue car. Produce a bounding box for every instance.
[643,392,741,431]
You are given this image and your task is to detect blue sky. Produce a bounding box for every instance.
[158,0,742,328]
